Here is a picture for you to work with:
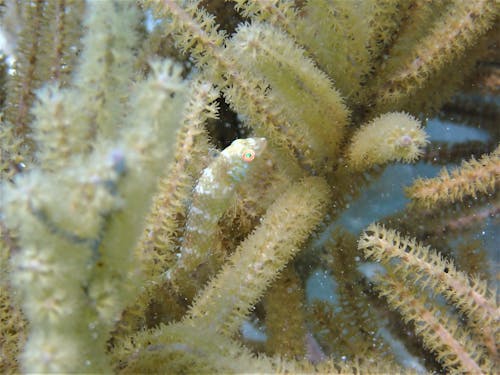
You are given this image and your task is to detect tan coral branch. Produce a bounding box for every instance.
[407,145,500,207]
[188,176,330,337]
[359,223,499,358]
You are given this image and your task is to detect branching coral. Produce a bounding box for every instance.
[0,0,498,373]
[359,223,498,372]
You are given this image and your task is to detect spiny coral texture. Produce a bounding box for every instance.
[264,267,308,358]
[346,112,428,170]
[229,21,349,171]
[407,145,500,208]
[369,272,491,374]
[188,177,330,336]
[0,0,499,374]
[374,0,497,105]
[2,58,187,372]
[359,224,498,364]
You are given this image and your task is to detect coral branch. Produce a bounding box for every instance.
[407,145,500,207]
[359,223,498,359]
[145,0,309,171]
[1,59,187,373]
[347,112,428,170]
[229,22,349,172]
[373,273,490,374]
[376,0,498,110]
[188,176,330,336]
[230,0,298,35]
[264,267,307,358]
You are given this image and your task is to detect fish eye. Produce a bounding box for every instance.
[242,149,256,162]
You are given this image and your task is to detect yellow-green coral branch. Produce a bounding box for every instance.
[375,0,498,111]
[264,267,307,358]
[115,317,402,373]
[346,112,428,171]
[2,0,45,177]
[75,0,140,140]
[35,0,84,85]
[114,321,276,373]
[1,60,187,373]
[364,0,411,62]
[407,145,500,207]
[230,0,298,35]
[138,80,216,284]
[144,0,308,172]
[291,0,371,105]
[229,22,349,172]
[188,176,330,337]
[0,225,26,374]
[30,86,93,171]
[4,0,44,135]
[145,0,226,72]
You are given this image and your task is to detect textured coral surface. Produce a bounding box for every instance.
[0,1,498,373]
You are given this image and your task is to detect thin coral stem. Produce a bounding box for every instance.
[360,223,498,358]
[407,145,500,207]
[376,274,488,374]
